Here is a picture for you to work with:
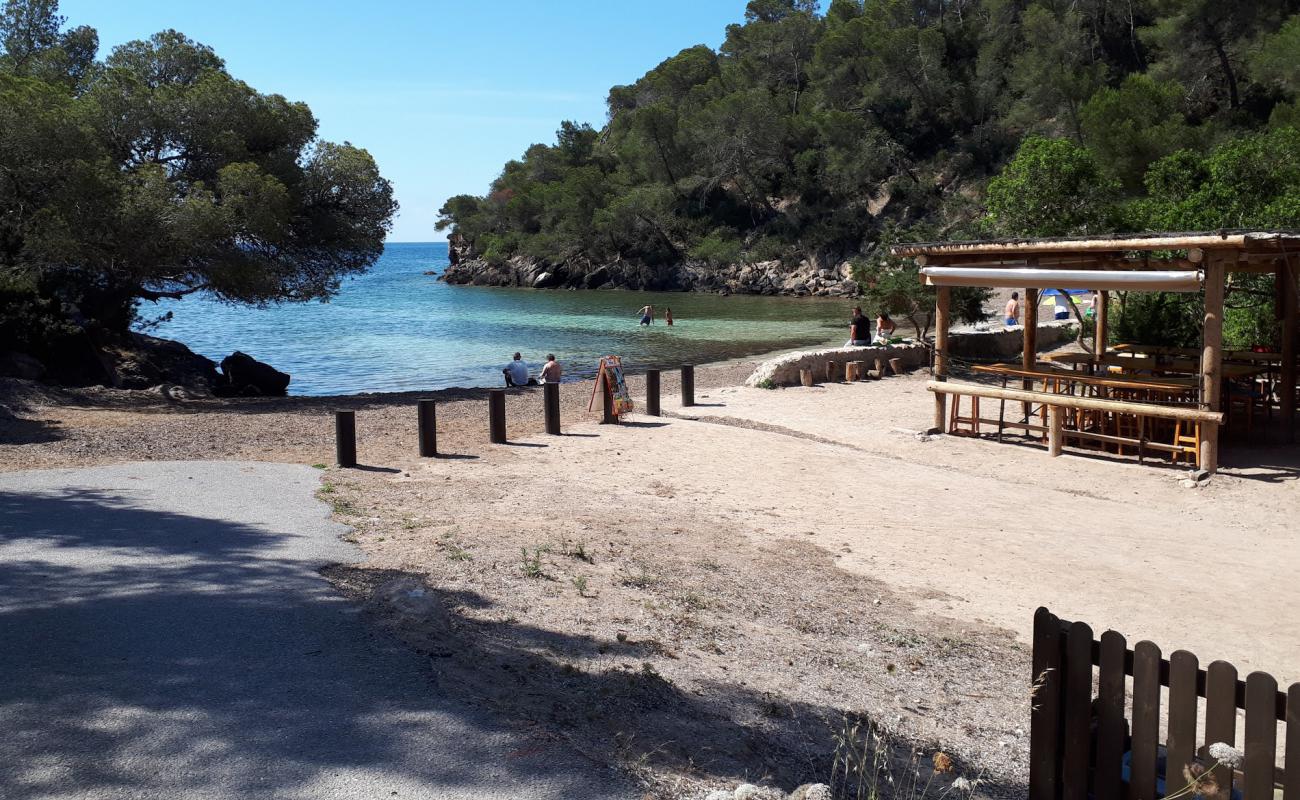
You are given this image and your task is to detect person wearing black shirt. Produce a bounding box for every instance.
[847,306,872,346]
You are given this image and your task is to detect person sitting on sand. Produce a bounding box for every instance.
[538,354,562,384]
[846,305,872,346]
[874,311,897,344]
[503,352,533,387]
[665,307,674,327]
[637,304,654,326]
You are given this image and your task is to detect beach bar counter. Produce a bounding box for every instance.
[891,231,1300,474]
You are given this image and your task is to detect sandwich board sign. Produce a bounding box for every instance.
[587,355,634,417]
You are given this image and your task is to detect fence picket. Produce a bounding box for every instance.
[1244,672,1279,800]
[1204,660,1239,798]
[1286,683,1299,800]
[1030,608,1063,800]
[1167,650,1200,788]
[1062,621,1093,800]
[1095,630,1127,800]
[1129,641,1161,800]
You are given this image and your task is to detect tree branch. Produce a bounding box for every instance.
[137,284,207,302]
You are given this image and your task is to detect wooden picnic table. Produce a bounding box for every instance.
[958,364,1200,454]
[1112,342,1292,365]
[971,363,1197,392]
[1044,352,1267,380]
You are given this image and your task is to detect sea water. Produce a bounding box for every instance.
[145,243,849,395]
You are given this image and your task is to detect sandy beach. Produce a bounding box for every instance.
[4,348,1299,797]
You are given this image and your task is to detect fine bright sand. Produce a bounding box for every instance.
[3,356,1298,797]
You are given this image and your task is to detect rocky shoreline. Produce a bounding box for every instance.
[440,236,862,298]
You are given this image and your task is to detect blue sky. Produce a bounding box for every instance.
[60,1,751,241]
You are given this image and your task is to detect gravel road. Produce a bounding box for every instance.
[0,461,633,800]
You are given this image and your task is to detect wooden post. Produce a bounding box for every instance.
[680,365,695,407]
[1282,261,1297,443]
[888,357,903,375]
[489,389,507,443]
[1200,257,1225,472]
[645,369,661,416]
[934,286,951,433]
[826,360,841,382]
[1048,404,1063,456]
[873,357,885,379]
[1094,290,1109,363]
[601,376,617,424]
[1023,287,1039,419]
[543,383,561,435]
[799,368,814,387]
[417,399,437,457]
[850,360,866,381]
[335,410,357,468]
[844,361,858,382]
[1023,288,1039,367]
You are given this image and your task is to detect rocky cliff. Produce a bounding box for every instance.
[441,233,862,297]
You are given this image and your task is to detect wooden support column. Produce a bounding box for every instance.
[1023,287,1039,419]
[1282,261,1297,442]
[933,286,951,433]
[1094,290,1109,363]
[1023,288,1039,368]
[1199,257,1226,472]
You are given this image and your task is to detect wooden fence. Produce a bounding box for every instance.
[1030,607,1299,800]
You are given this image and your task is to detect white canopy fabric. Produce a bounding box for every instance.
[919,267,1203,292]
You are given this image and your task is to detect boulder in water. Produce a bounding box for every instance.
[533,270,562,289]
[217,351,290,396]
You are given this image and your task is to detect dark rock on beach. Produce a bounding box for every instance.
[217,351,291,397]
[0,351,47,380]
[2,333,220,393]
[108,334,222,392]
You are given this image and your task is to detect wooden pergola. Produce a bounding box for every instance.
[890,231,1300,473]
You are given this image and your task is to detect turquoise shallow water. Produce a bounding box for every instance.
[145,243,849,395]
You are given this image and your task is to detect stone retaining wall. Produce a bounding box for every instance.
[746,321,1075,386]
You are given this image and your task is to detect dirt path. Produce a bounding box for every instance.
[4,363,1298,797]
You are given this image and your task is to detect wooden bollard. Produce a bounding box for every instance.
[800,368,814,387]
[601,378,617,424]
[646,369,661,416]
[335,410,357,468]
[418,399,437,457]
[888,357,904,376]
[873,357,886,379]
[825,360,842,383]
[845,361,860,382]
[681,364,695,407]
[850,360,866,381]
[543,382,561,435]
[488,389,506,443]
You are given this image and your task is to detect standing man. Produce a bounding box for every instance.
[637,304,654,326]
[847,306,872,346]
[1005,292,1020,328]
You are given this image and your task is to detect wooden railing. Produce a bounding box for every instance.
[1029,607,1298,800]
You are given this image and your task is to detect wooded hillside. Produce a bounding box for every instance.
[438,0,1300,303]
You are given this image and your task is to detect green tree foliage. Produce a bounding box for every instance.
[1081,74,1193,192]
[1,0,396,371]
[441,0,1300,300]
[986,136,1118,237]
[1119,128,1300,348]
